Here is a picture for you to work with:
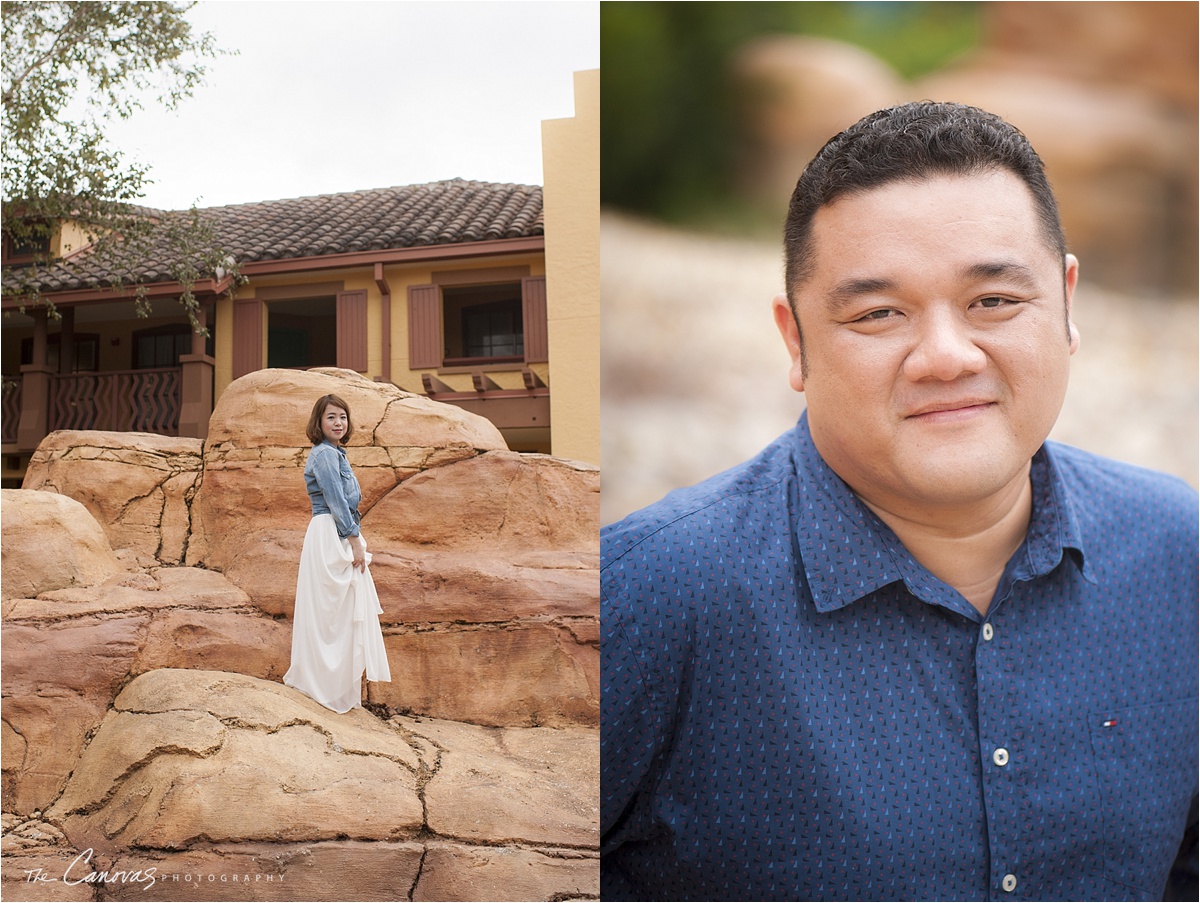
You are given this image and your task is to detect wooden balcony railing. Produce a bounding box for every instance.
[48,367,182,435]
[1,375,20,445]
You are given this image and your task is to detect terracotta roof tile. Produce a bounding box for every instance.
[3,179,543,294]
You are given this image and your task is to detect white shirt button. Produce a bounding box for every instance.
[982,623,994,641]
[1002,873,1017,892]
[993,747,1009,766]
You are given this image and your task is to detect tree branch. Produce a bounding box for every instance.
[1,3,89,107]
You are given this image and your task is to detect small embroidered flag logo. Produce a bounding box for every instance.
[1101,718,1118,727]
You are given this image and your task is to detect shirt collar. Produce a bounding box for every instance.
[788,412,1090,616]
[1027,440,1092,583]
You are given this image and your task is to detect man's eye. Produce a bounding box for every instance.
[978,296,1013,308]
[859,308,895,321]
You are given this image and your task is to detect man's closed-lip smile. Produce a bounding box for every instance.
[906,399,997,421]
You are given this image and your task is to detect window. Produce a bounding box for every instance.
[464,299,524,358]
[407,274,546,371]
[133,325,192,369]
[442,285,524,365]
[131,324,212,368]
[20,334,99,372]
[2,222,52,265]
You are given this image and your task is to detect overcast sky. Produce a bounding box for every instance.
[102,0,599,211]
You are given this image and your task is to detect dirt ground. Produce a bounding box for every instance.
[601,211,1199,525]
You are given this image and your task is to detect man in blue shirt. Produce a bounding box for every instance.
[601,102,1198,901]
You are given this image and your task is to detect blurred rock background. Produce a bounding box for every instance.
[601,1,1198,524]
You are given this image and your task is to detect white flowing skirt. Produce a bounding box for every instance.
[284,514,391,713]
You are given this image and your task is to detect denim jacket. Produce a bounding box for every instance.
[305,441,362,538]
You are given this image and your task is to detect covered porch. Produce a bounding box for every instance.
[1,296,215,482]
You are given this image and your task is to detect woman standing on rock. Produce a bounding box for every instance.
[284,393,391,712]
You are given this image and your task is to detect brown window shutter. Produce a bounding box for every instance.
[232,297,264,379]
[522,276,548,363]
[408,284,441,369]
[336,289,368,371]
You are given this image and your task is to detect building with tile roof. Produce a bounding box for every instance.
[3,179,544,293]
[2,70,599,484]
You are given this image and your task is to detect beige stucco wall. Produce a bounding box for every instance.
[214,294,235,397]
[541,69,600,466]
[52,220,97,258]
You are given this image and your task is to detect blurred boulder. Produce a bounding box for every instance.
[729,1,1198,292]
[730,35,904,210]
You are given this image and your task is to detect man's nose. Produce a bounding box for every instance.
[902,309,987,381]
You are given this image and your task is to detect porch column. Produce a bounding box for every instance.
[179,303,215,440]
[58,306,75,374]
[17,308,52,451]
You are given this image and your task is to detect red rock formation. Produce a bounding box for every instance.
[9,670,598,902]
[23,433,203,565]
[1,367,600,900]
[1,490,122,599]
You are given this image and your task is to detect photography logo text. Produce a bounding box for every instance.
[24,848,286,891]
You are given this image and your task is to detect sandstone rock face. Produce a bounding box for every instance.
[1,490,122,600]
[2,566,279,817]
[413,716,599,847]
[204,367,508,451]
[363,451,600,725]
[415,842,599,902]
[186,366,506,578]
[363,451,600,626]
[3,366,600,900]
[0,815,95,902]
[22,431,203,564]
[101,842,425,902]
[50,671,424,854]
[6,367,599,741]
[11,371,599,733]
[375,624,598,727]
[366,451,598,554]
[182,369,600,729]
[7,669,599,902]
[2,615,145,815]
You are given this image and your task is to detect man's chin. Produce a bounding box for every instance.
[888,450,1031,510]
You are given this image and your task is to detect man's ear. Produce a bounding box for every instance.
[1064,253,1080,355]
[772,293,806,393]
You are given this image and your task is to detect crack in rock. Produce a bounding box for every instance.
[54,733,227,819]
[407,845,427,901]
[387,718,447,834]
[212,716,420,775]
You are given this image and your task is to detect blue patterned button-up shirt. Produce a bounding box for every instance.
[601,413,1198,901]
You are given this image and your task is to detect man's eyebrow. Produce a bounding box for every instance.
[960,260,1040,287]
[825,276,897,312]
[824,262,1041,309]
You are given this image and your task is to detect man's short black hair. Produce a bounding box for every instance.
[783,101,1066,304]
